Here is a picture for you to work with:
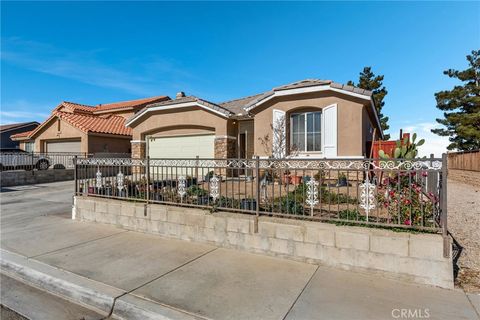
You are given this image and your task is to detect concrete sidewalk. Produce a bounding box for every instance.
[1,181,479,320]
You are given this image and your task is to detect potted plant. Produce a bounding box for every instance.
[336,172,348,187]
[240,198,257,211]
[282,170,292,185]
[314,170,325,183]
[185,175,198,187]
[290,174,303,185]
[104,180,112,196]
[188,185,210,205]
[204,170,215,182]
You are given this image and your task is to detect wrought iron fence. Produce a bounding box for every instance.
[74,156,448,236]
[0,152,89,171]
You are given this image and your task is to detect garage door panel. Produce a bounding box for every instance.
[148,134,215,176]
[46,140,81,153]
[148,135,215,159]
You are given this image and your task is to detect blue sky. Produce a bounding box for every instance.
[1,1,479,156]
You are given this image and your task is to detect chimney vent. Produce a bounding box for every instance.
[176,91,186,99]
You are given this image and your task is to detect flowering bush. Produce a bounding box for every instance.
[377,170,438,227]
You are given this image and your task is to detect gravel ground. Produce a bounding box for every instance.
[448,178,480,293]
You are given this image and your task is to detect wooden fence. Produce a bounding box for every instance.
[447,150,480,171]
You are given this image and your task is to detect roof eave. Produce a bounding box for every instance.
[242,84,384,138]
[126,101,233,127]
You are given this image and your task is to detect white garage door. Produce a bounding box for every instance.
[148,134,215,159]
[46,140,81,153]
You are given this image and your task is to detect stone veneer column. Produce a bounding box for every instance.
[131,140,146,159]
[214,137,237,177]
[131,140,146,174]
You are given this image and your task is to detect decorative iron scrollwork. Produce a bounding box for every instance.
[96,169,102,188]
[78,157,442,171]
[178,176,187,199]
[117,171,124,192]
[360,179,376,219]
[210,175,220,201]
[306,177,319,208]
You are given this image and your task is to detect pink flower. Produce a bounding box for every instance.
[421,171,428,177]
[404,219,411,226]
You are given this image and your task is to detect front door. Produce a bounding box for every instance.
[239,133,247,175]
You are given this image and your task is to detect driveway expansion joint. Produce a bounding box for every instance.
[105,247,219,319]
[28,229,130,259]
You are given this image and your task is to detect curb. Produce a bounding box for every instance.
[0,249,122,315]
[112,294,206,320]
[0,249,206,320]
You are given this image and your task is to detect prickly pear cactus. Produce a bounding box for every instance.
[379,133,425,159]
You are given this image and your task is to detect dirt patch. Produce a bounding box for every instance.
[448,178,480,293]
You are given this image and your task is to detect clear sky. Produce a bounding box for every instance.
[1,1,479,156]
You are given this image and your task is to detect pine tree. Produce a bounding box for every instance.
[431,50,480,151]
[348,67,390,140]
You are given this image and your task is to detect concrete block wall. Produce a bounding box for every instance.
[0,169,74,187]
[73,196,454,289]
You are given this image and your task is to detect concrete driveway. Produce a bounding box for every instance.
[1,181,479,320]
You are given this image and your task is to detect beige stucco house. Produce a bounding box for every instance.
[126,79,383,160]
[11,96,169,154]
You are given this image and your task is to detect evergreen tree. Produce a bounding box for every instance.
[348,67,390,140]
[431,50,480,151]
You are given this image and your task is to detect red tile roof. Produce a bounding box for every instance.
[95,96,169,112]
[14,96,169,139]
[56,101,96,114]
[56,111,132,136]
[10,130,34,139]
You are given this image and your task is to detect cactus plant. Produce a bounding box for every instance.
[379,133,425,159]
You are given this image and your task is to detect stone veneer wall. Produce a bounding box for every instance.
[73,196,453,289]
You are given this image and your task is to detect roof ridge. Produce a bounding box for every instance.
[96,95,168,107]
[56,110,125,119]
[62,101,95,108]
[219,92,264,105]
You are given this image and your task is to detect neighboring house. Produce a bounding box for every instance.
[0,122,40,150]
[11,96,169,154]
[126,80,383,160]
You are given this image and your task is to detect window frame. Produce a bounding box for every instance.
[24,141,35,153]
[290,110,322,154]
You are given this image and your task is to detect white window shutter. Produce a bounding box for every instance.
[272,109,286,158]
[322,104,337,157]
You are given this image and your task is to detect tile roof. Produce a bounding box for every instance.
[273,79,333,91]
[219,93,265,116]
[0,121,39,132]
[218,79,373,114]
[95,95,169,112]
[146,96,234,117]
[56,111,131,136]
[10,130,34,139]
[130,79,376,124]
[58,101,96,114]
